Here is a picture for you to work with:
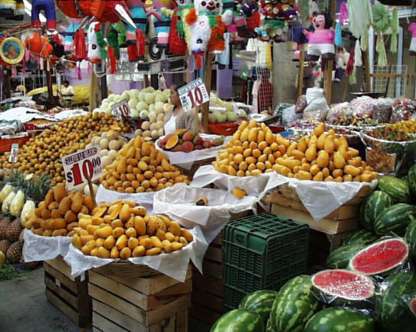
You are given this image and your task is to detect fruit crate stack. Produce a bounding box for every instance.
[88,263,192,332]
[265,184,372,235]
[43,258,92,328]
[223,214,309,309]
[191,233,225,325]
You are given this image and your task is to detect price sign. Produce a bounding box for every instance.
[8,143,18,163]
[111,100,130,119]
[62,147,102,190]
[178,78,209,111]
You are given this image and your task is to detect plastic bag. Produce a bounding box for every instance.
[64,226,208,282]
[23,229,71,262]
[153,184,257,243]
[303,88,329,121]
[326,102,353,125]
[96,185,154,211]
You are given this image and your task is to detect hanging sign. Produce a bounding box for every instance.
[0,37,25,65]
[8,144,19,163]
[62,146,102,190]
[111,99,130,119]
[178,78,209,111]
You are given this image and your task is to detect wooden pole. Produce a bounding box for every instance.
[362,50,371,92]
[297,48,305,98]
[323,59,333,104]
[45,59,54,106]
[201,52,214,132]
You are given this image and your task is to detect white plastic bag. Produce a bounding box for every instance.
[23,229,72,262]
[153,184,257,243]
[64,226,208,282]
[304,88,329,121]
[96,185,154,211]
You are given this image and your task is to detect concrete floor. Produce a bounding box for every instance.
[0,267,211,332]
[0,268,79,332]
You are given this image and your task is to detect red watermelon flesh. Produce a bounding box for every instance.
[349,238,409,276]
[410,297,416,317]
[312,269,375,301]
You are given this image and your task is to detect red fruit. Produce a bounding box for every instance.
[172,144,182,152]
[203,141,213,149]
[181,141,194,152]
[182,131,194,142]
[193,136,203,145]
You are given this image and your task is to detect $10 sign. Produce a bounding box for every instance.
[62,147,102,190]
[178,78,209,112]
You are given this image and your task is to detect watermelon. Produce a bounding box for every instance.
[267,275,319,332]
[378,176,410,203]
[349,238,409,276]
[404,219,416,259]
[376,271,416,332]
[210,309,264,332]
[311,269,375,304]
[239,290,278,325]
[360,191,393,231]
[326,243,365,269]
[304,307,375,332]
[407,164,416,198]
[373,203,416,235]
[343,229,379,246]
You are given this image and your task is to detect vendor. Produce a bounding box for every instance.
[164,82,201,135]
[59,80,74,108]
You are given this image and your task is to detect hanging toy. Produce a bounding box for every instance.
[168,10,187,55]
[126,0,148,61]
[73,28,87,61]
[185,8,212,54]
[87,22,107,63]
[25,31,53,58]
[304,13,334,60]
[0,0,16,18]
[237,0,260,38]
[61,19,81,51]
[149,0,176,49]
[31,0,57,30]
[409,22,416,55]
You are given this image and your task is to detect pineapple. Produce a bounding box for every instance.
[0,217,10,240]
[23,174,51,203]
[6,218,22,242]
[6,240,23,263]
[0,239,11,254]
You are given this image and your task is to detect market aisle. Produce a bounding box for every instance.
[0,268,79,332]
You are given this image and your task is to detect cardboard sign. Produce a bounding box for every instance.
[62,146,102,190]
[111,99,130,119]
[8,143,18,163]
[178,78,209,111]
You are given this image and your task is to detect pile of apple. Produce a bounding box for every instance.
[158,130,224,153]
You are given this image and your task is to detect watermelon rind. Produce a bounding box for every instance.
[304,307,375,332]
[404,219,416,259]
[373,203,415,235]
[349,238,409,276]
[239,290,278,325]
[376,271,416,332]
[267,275,319,332]
[326,243,366,269]
[311,269,375,303]
[343,229,379,246]
[210,309,264,332]
[360,191,393,231]
[378,176,410,203]
[407,165,416,199]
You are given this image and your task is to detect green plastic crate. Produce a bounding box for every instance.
[223,214,309,310]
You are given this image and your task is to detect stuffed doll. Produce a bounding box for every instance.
[126,0,148,61]
[87,22,107,63]
[31,0,57,30]
[0,0,16,17]
[304,13,335,60]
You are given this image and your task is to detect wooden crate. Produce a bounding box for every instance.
[89,264,192,332]
[265,185,372,235]
[44,258,91,328]
[191,234,225,325]
[178,158,215,179]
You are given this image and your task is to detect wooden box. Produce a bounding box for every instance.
[265,185,372,235]
[89,264,192,332]
[191,234,224,325]
[44,258,92,328]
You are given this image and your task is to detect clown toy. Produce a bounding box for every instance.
[31,0,57,30]
[87,22,107,63]
[304,13,335,60]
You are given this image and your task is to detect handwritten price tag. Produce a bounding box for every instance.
[111,100,130,119]
[62,147,102,190]
[8,143,18,163]
[178,78,209,112]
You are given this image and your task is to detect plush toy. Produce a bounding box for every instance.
[31,0,57,30]
[87,22,107,63]
[126,0,148,61]
[304,13,334,59]
[0,0,16,17]
[185,9,212,54]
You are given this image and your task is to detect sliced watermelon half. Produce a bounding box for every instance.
[410,297,416,317]
[311,269,375,302]
[349,238,409,276]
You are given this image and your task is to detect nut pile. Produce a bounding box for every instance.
[101,136,189,193]
[71,201,193,259]
[26,184,95,237]
[0,113,128,184]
